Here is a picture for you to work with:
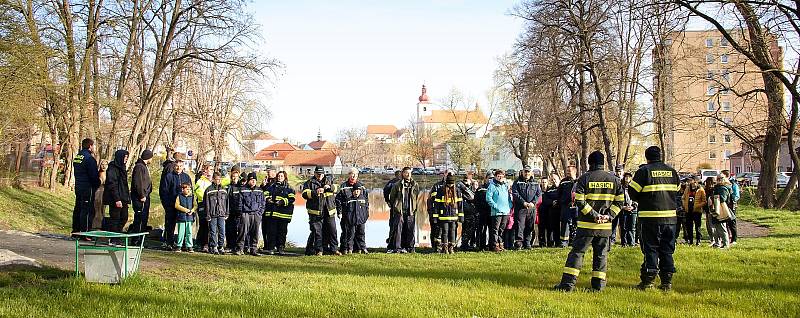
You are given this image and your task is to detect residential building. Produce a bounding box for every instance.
[253,142,301,170]
[653,30,780,172]
[284,150,343,176]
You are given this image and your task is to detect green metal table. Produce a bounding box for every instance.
[73,231,147,282]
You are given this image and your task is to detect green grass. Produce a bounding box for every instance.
[1,189,799,317]
[0,186,74,232]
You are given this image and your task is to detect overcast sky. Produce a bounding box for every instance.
[252,1,523,143]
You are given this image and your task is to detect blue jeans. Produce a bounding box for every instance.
[209,217,226,249]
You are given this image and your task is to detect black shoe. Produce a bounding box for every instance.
[250,250,261,257]
[406,248,415,254]
[553,284,574,292]
[637,273,657,290]
[659,272,673,291]
[659,283,672,291]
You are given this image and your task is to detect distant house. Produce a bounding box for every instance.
[366,125,401,143]
[284,150,343,175]
[305,140,337,151]
[253,142,300,170]
[243,132,282,159]
[729,134,799,175]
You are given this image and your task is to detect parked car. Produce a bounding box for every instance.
[505,169,517,177]
[359,167,374,174]
[698,169,720,182]
[384,167,396,175]
[423,167,437,175]
[736,172,760,187]
[777,173,791,188]
[411,167,424,175]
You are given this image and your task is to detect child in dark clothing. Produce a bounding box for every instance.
[174,183,196,252]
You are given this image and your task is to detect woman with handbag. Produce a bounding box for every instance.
[710,175,732,249]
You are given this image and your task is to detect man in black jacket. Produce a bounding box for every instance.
[159,155,192,249]
[129,149,154,244]
[629,146,680,291]
[512,165,542,249]
[302,166,339,256]
[72,138,101,237]
[384,170,401,251]
[103,150,131,239]
[557,166,578,247]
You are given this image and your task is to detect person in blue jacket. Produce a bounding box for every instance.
[72,138,101,237]
[336,168,370,254]
[486,169,512,252]
[159,158,192,249]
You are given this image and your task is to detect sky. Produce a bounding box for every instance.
[251,1,524,143]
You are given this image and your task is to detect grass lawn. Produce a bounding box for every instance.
[1,201,799,317]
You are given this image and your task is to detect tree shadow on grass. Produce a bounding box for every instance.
[0,264,73,287]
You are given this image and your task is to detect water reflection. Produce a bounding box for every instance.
[287,189,432,248]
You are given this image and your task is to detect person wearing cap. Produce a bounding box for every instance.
[628,146,680,291]
[554,151,624,292]
[237,172,265,256]
[129,149,154,244]
[430,174,464,253]
[426,170,449,252]
[71,138,101,237]
[388,167,419,253]
[556,166,579,247]
[486,169,512,252]
[160,155,192,249]
[459,172,480,251]
[224,165,245,252]
[610,165,625,245]
[511,165,542,250]
[302,166,339,256]
[336,168,369,254]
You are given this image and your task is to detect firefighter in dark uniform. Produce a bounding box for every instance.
[628,146,680,291]
[72,138,101,236]
[427,171,448,251]
[554,151,624,292]
[556,166,578,247]
[302,166,339,256]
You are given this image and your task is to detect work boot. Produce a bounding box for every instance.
[447,243,455,254]
[591,277,606,292]
[659,272,673,291]
[637,273,657,290]
[553,273,577,292]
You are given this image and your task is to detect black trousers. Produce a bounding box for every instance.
[129,197,151,235]
[430,215,441,249]
[387,212,399,249]
[560,231,610,289]
[389,213,416,250]
[262,215,273,250]
[685,213,702,243]
[460,211,479,248]
[72,189,95,233]
[560,207,578,247]
[440,221,457,245]
[728,217,738,243]
[306,215,324,254]
[163,204,177,246]
[676,216,686,241]
[226,213,241,250]
[196,207,209,248]
[106,204,129,234]
[515,208,535,248]
[489,215,509,248]
[341,221,366,252]
[267,218,289,251]
[477,213,491,250]
[237,213,261,252]
[640,222,677,276]
[322,215,338,253]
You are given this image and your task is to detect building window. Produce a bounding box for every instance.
[735,166,741,174]
[724,150,732,159]
[720,54,729,64]
[721,69,730,81]
[707,85,716,95]
[707,101,716,112]
[706,70,715,80]
[706,54,714,64]
[709,152,717,159]
[722,101,731,111]
[723,134,732,143]
[708,118,717,128]
[721,37,729,47]
[705,38,714,47]
[723,117,732,125]
[709,135,716,143]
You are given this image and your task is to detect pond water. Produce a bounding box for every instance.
[285,189,433,248]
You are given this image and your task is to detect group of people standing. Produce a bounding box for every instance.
[679,170,740,249]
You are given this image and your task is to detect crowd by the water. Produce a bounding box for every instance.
[70,138,740,291]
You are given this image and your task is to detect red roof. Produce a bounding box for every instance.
[254,142,299,160]
[307,140,337,150]
[367,125,399,135]
[284,150,338,167]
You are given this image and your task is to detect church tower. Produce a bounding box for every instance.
[416,84,432,135]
